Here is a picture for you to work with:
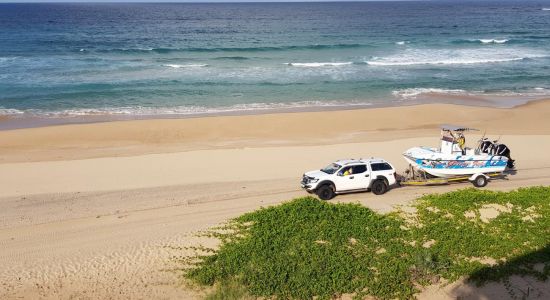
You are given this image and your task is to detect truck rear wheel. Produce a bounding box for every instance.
[371,179,388,195]
[316,184,335,200]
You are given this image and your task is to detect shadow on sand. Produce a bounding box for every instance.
[449,245,550,300]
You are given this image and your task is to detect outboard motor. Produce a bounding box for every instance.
[492,141,515,168]
[490,140,499,155]
[479,138,493,154]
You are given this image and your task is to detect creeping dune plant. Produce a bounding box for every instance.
[184,187,550,299]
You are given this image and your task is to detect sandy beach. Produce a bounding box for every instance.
[1,100,550,299]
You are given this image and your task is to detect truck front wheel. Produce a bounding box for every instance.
[371,179,388,195]
[316,184,335,200]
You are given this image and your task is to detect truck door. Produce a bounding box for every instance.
[335,164,369,191]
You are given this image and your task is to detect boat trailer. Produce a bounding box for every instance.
[398,164,507,187]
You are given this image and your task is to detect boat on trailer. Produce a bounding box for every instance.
[401,125,509,187]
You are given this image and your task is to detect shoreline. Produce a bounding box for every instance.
[1,98,549,164]
[0,94,547,131]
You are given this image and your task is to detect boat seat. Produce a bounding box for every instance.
[441,136,454,143]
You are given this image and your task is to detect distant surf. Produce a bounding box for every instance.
[163,64,209,68]
[367,57,527,66]
[91,43,367,54]
[286,62,354,67]
[392,87,550,100]
[452,38,513,45]
[478,39,509,44]
[366,48,547,66]
[213,56,250,60]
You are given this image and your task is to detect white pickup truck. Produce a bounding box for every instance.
[301,158,397,200]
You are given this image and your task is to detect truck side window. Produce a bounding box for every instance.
[352,165,367,174]
[371,163,392,171]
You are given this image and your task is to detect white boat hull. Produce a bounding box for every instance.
[403,147,508,178]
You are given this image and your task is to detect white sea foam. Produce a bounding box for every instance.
[392,87,550,100]
[478,39,509,44]
[366,48,547,66]
[110,47,154,52]
[163,64,209,68]
[0,101,373,117]
[396,41,409,45]
[0,57,18,64]
[0,108,25,115]
[286,62,353,67]
[367,57,524,66]
[392,88,469,99]
[542,8,550,11]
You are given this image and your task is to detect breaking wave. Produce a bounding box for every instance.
[392,88,469,99]
[367,57,526,66]
[366,48,547,66]
[213,56,250,60]
[286,62,354,67]
[392,87,550,100]
[0,108,25,115]
[0,101,373,117]
[93,43,366,54]
[163,64,209,68]
[0,57,19,64]
[478,39,509,44]
[452,38,515,45]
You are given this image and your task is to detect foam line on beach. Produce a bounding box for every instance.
[3,88,550,120]
[0,101,374,118]
[392,88,469,99]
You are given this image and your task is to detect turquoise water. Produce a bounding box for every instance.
[1,1,550,119]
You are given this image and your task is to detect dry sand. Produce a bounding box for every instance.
[1,100,550,299]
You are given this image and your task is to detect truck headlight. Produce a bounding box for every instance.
[310,178,319,183]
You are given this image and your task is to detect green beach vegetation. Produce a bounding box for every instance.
[181,187,550,299]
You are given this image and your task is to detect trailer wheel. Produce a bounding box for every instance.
[472,175,488,188]
[316,184,335,200]
[371,179,388,195]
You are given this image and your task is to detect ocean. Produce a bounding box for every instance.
[1,1,550,125]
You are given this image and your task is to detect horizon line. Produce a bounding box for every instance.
[0,0,435,3]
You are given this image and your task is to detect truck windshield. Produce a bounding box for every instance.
[321,163,341,174]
